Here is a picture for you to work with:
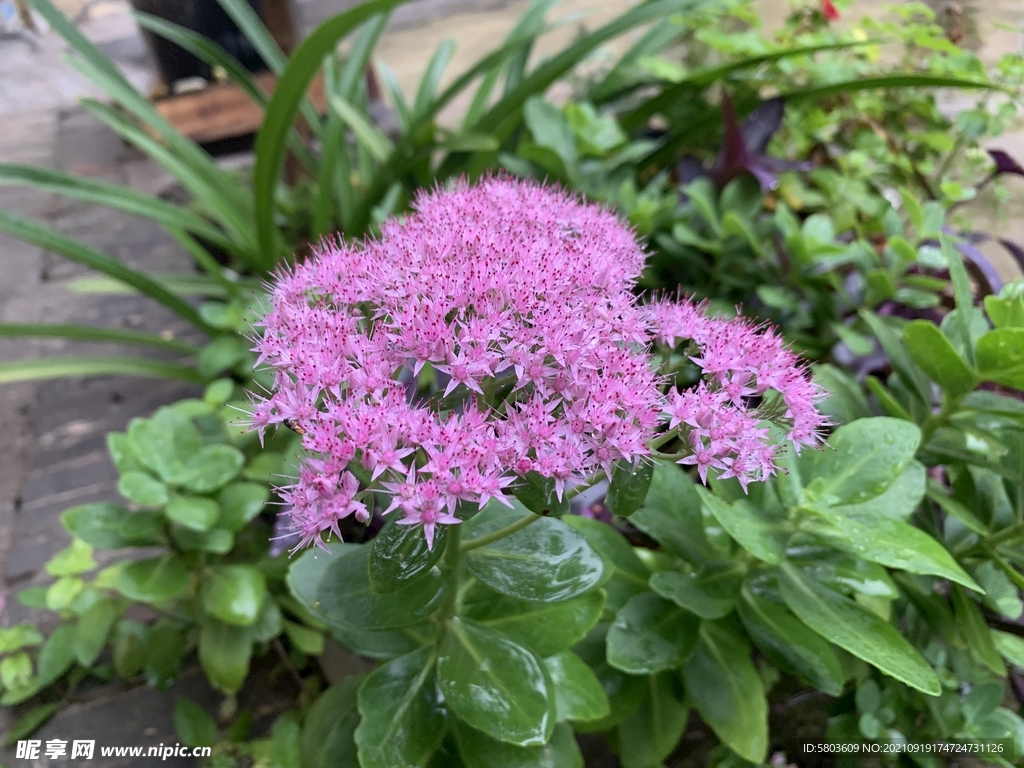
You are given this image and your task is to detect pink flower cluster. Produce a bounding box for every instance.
[249,177,826,550]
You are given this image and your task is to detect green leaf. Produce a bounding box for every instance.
[992,630,1024,670]
[737,585,844,696]
[617,673,688,768]
[145,619,184,689]
[46,538,96,576]
[951,585,1006,676]
[200,565,267,627]
[73,597,120,667]
[464,507,603,602]
[0,624,43,654]
[0,652,33,691]
[303,677,364,768]
[831,460,926,522]
[166,494,220,532]
[940,234,978,366]
[169,445,245,493]
[544,651,609,723]
[860,312,932,404]
[46,576,84,611]
[438,618,554,746]
[511,472,570,517]
[562,516,648,612]
[199,620,252,695]
[370,518,448,593]
[174,697,217,748]
[697,487,786,564]
[215,482,268,532]
[269,713,303,768]
[977,328,1024,390]
[810,418,922,505]
[117,471,169,507]
[682,621,767,764]
[627,461,716,564]
[0,356,200,385]
[36,623,77,687]
[607,592,698,675]
[355,646,445,768]
[604,459,655,517]
[571,624,647,732]
[283,620,324,656]
[4,703,60,746]
[975,562,1023,619]
[112,620,147,680]
[650,562,743,619]
[452,719,582,768]
[985,293,1024,329]
[778,563,940,695]
[316,544,448,631]
[0,321,199,353]
[462,586,605,657]
[118,556,190,603]
[523,97,576,172]
[903,320,977,397]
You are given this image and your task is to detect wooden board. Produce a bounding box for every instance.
[153,70,327,146]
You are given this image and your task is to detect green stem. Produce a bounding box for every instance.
[959,522,1024,558]
[438,524,463,624]
[459,512,539,553]
[920,394,962,443]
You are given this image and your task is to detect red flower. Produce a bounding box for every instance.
[820,0,840,20]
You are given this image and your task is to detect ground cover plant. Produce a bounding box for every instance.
[1,0,1024,765]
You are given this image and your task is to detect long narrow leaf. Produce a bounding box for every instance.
[329,95,394,163]
[375,59,413,132]
[414,40,456,118]
[589,22,685,103]
[252,0,420,264]
[501,0,559,96]
[339,14,391,100]
[0,209,210,332]
[165,228,243,299]
[0,356,202,384]
[66,274,260,299]
[0,323,199,353]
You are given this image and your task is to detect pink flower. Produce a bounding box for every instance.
[248,177,827,550]
[821,0,840,21]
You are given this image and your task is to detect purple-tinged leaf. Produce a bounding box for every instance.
[988,149,1024,179]
[998,238,1024,275]
[741,97,785,154]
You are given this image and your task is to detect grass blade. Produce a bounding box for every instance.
[330,95,395,163]
[375,59,412,132]
[0,208,210,332]
[339,14,391,100]
[65,274,260,299]
[414,40,456,117]
[0,356,202,384]
[0,323,199,353]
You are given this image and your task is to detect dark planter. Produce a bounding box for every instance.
[131,0,268,88]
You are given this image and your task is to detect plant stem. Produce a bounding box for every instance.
[459,512,539,553]
[438,523,463,624]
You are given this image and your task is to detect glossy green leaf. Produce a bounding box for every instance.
[128,413,199,482]
[112,620,147,680]
[62,502,133,549]
[282,620,324,656]
[562,516,648,611]
[604,459,655,517]
[171,527,234,554]
[607,592,698,674]
[144,619,184,689]
[810,418,922,505]
[992,630,1024,670]
[452,720,582,768]
[316,545,448,631]
[977,328,1024,390]
[355,645,444,768]
[437,618,554,746]
[36,623,76,688]
[617,673,688,768]
[465,508,603,602]
[199,620,252,695]
[168,445,245,493]
[697,487,786,564]
[511,471,570,517]
[951,585,1006,676]
[650,562,743,619]
[165,494,219,532]
[303,677,364,768]
[904,320,977,397]
[370,518,448,593]
[682,621,767,764]
[831,460,926,522]
[46,538,96,576]
[631,461,716,564]
[463,586,605,657]
[200,565,267,627]
[778,563,940,695]
[117,471,169,507]
[544,651,610,723]
[174,697,217,748]
[737,585,844,696]
[118,556,190,604]
[73,598,120,667]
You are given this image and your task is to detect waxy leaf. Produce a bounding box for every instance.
[168,444,245,493]
[977,328,1024,389]
[117,471,168,507]
[217,482,269,532]
[650,562,743,619]
[200,565,267,627]
[810,418,922,505]
[832,460,926,522]
[563,516,648,611]
[683,621,767,764]
[452,720,582,768]
[631,462,717,564]
[952,585,1006,676]
[572,624,646,733]
[316,545,448,631]
[512,471,569,517]
[465,510,603,602]
[778,563,940,695]
[302,677,363,768]
[605,459,654,517]
[697,487,786,564]
[438,618,555,746]
[737,585,844,696]
[607,592,698,674]
[355,646,445,768]
[198,620,252,695]
[543,651,610,723]
[370,518,447,594]
[73,598,120,667]
[618,673,688,768]
[63,502,158,549]
[165,494,219,532]
[118,555,190,603]
[462,586,605,657]
[904,320,977,397]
